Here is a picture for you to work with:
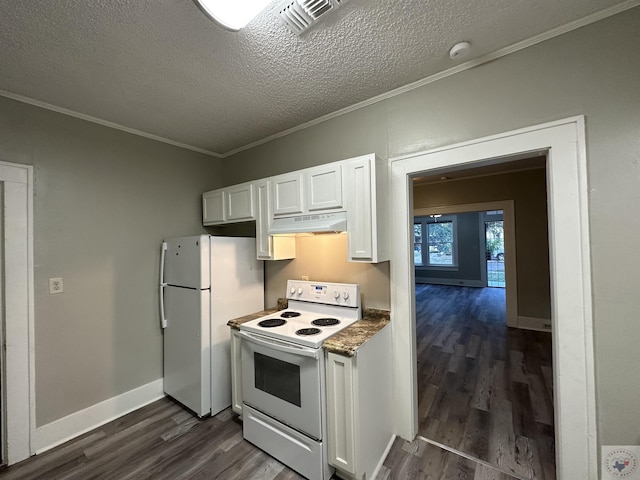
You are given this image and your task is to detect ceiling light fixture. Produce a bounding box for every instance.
[193,0,272,31]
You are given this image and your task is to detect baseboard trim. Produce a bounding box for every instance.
[416,278,484,287]
[34,378,165,454]
[518,316,552,332]
[371,434,396,480]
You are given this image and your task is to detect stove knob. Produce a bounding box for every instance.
[342,291,349,300]
[334,290,340,300]
[297,287,303,295]
[290,286,296,295]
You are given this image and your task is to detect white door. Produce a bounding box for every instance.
[163,235,210,289]
[163,286,211,417]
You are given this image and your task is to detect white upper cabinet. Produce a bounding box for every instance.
[306,163,344,212]
[345,154,389,263]
[226,182,254,222]
[255,179,295,260]
[203,182,255,225]
[272,172,304,217]
[202,189,225,224]
[202,153,388,263]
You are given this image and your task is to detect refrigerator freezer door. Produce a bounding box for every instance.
[163,286,211,416]
[163,235,210,289]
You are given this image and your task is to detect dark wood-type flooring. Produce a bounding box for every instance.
[0,398,306,480]
[415,284,555,480]
[0,284,553,480]
[0,397,523,480]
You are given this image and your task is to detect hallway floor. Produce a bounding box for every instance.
[415,284,555,479]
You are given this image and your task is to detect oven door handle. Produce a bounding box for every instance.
[238,331,321,359]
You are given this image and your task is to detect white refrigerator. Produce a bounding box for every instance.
[160,235,264,417]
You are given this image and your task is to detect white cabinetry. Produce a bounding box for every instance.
[255,179,296,260]
[201,153,388,263]
[306,163,344,212]
[202,189,225,224]
[272,172,304,217]
[202,181,254,225]
[230,329,243,416]
[272,161,344,218]
[325,325,393,480]
[345,154,389,263]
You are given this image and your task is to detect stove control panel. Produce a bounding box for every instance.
[286,280,360,307]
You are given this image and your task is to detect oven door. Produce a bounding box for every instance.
[239,330,323,440]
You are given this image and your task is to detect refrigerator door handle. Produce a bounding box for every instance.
[160,242,168,329]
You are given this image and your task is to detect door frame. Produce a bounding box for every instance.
[0,160,35,464]
[389,116,596,478]
[414,200,516,326]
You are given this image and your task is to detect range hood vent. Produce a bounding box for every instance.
[268,211,347,235]
[275,0,348,35]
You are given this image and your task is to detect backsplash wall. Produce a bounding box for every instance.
[264,234,390,310]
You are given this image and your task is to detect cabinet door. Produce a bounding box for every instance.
[346,158,373,260]
[255,180,273,259]
[230,330,243,416]
[255,180,296,260]
[326,352,356,475]
[272,172,304,216]
[226,182,254,221]
[203,189,225,225]
[306,164,343,212]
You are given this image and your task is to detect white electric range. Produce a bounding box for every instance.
[239,280,361,480]
[240,280,361,348]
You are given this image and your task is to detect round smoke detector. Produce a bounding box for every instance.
[449,41,471,60]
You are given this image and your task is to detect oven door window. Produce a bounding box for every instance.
[254,352,301,407]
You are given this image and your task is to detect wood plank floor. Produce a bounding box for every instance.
[0,399,307,480]
[0,397,521,480]
[379,436,521,480]
[415,284,555,480]
[0,284,553,480]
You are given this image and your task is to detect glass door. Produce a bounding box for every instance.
[485,211,505,288]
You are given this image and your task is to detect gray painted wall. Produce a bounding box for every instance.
[223,9,640,444]
[0,96,223,425]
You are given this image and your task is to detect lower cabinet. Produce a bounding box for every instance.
[230,329,243,416]
[325,326,393,480]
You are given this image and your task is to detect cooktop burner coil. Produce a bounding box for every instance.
[311,318,340,327]
[258,318,287,328]
[280,311,301,318]
[295,328,322,336]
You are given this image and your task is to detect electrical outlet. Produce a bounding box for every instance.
[302,275,309,281]
[49,277,63,294]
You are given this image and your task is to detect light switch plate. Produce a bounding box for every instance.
[49,277,63,294]
[602,446,640,479]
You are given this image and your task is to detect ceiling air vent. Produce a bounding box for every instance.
[275,0,348,35]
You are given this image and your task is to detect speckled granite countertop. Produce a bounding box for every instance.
[227,301,390,357]
[322,308,390,357]
[227,298,288,330]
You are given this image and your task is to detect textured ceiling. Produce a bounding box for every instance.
[0,0,634,156]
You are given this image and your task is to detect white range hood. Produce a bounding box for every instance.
[268,211,347,235]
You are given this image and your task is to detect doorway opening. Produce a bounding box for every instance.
[0,160,35,466]
[390,117,597,479]
[484,211,505,288]
[411,160,554,478]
